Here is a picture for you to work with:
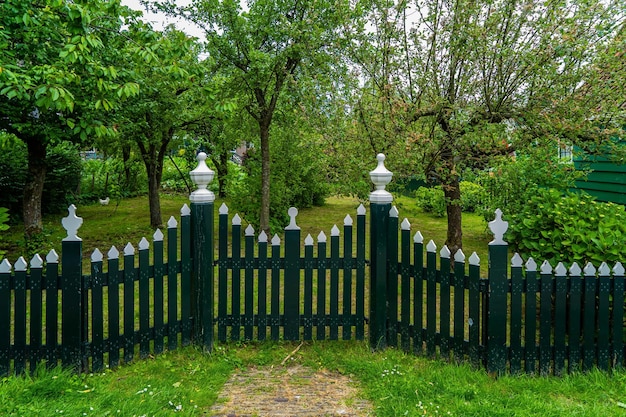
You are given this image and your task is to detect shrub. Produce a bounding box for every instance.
[42,142,82,214]
[0,207,9,261]
[415,186,446,217]
[507,188,626,266]
[459,181,486,213]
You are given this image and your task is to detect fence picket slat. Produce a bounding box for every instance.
[0,261,10,376]
[153,237,165,354]
[45,254,59,367]
[440,249,451,359]
[271,236,281,340]
[568,264,582,373]
[612,264,625,369]
[15,260,27,374]
[167,224,178,351]
[554,264,567,375]
[597,265,611,370]
[387,211,398,347]
[231,220,242,341]
[468,254,480,366]
[342,219,353,341]
[107,252,120,369]
[539,264,553,376]
[413,233,424,354]
[356,207,366,340]
[453,252,465,362]
[316,235,327,340]
[304,237,314,340]
[139,241,150,359]
[180,210,192,345]
[400,223,411,352]
[330,228,340,341]
[218,206,229,342]
[583,265,597,371]
[524,263,538,374]
[123,245,135,364]
[426,242,437,357]
[257,235,268,341]
[91,254,104,372]
[30,257,43,374]
[245,229,255,341]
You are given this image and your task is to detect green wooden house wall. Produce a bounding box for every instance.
[573,157,626,204]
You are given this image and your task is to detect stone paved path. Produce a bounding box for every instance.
[209,365,374,417]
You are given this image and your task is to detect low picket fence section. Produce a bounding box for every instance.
[0,205,194,375]
[1,152,626,377]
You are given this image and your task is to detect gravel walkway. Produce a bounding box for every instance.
[209,364,374,417]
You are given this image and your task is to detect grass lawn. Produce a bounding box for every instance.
[1,341,625,416]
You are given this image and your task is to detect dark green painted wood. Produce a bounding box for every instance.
[426,247,437,357]
[568,267,582,373]
[304,241,314,340]
[369,203,390,350]
[597,272,610,370]
[91,259,104,372]
[356,210,366,340]
[510,263,522,373]
[468,262,480,366]
[413,239,424,354]
[453,257,465,362]
[440,253,451,358]
[45,260,59,366]
[271,240,281,340]
[539,268,552,375]
[30,262,43,374]
[14,265,26,374]
[153,239,165,354]
[583,273,597,371]
[400,227,411,352]
[524,269,537,374]
[317,239,327,340]
[107,256,120,368]
[257,238,268,341]
[343,222,353,341]
[123,248,135,364]
[486,243,508,375]
[613,271,625,368]
[285,227,301,341]
[554,269,567,375]
[139,244,150,358]
[0,267,9,375]
[330,231,340,341]
[574,159,626,173]
[180,211,192,345]
[573,187,626,204]
[191,203,214,349]
[231,222,242,341]
[218,209,229,342]
[386,213,398,347]
[61,240,83,371]
[576,171,626,185]
[167,225,178,351]
[245,231,255,340]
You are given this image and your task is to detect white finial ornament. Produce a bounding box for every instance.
[369,153,393,204]
[62,204,83,241]
[488,209,508,245]
[285,207,300,230]
[189,152,215,203]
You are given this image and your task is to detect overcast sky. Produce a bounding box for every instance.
[121,0,205,39]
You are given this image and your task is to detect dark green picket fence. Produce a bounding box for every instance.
[0,153,625,377]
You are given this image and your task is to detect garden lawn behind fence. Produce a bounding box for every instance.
[1,341,625,416]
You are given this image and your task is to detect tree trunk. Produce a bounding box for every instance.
[443,174,463,256]
[23,137,47,239]
[146,159,163,229]
[259,120,271,234]
[211,152,229,198]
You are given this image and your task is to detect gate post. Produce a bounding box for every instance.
[486,209,509,375]
[189,152,215,351]
[369,154,393,350]
[61,205,84,371]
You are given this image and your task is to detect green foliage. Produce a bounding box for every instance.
[79,156,147,204]
[228,132,330,232]
[415,181,486,217]
[0,207,8,260]
[476,149,584,222]
[42,142,82,214]
[0,133,27,218]
[507,188,626,266]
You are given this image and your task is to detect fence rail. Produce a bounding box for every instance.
[1,152,625,377]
